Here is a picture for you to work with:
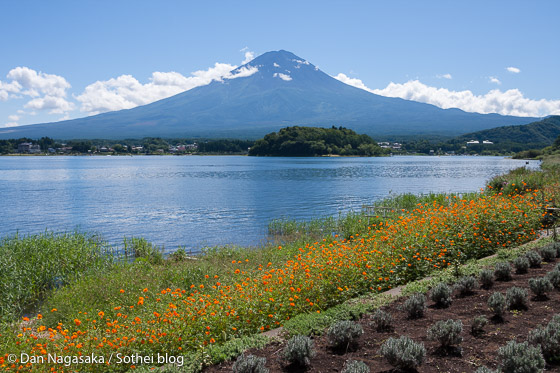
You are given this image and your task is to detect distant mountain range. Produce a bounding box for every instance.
[0,50,539,140]
[457,116,560,148]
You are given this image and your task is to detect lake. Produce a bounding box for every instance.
[0,155,539,252]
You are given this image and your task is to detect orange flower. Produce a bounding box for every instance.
[74,319,82,326]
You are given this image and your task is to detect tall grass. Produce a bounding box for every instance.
[0,232,115,320]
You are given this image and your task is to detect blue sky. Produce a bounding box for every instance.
[1,0,559,128]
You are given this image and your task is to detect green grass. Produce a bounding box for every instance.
[0,232,115,321]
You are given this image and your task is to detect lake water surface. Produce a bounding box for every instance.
[0,155,539,252]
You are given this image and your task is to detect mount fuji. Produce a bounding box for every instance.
[0,50,536,139]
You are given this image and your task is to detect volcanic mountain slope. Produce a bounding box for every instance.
[0,50,537,139]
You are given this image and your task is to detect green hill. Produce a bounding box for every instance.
[248,126,388,156]
[457,116,560,148]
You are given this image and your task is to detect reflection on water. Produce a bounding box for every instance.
[0,155,539,251]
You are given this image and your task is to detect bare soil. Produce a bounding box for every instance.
[206,257,560,372]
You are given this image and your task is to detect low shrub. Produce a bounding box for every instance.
[488,292,507,319]
[341,360,370,373]
[506,286,529,310]
[554,242,560,258]
[455,276,478,296]
[430,282,452,308]
[475,367,498,373]
[427,319,463,348]
[498,340,545,373]
[479,269,495,289]
[371,309,393,332]
[327,320,363,350]
[471,315,488,336]
[494,261,513,281]
[545,269,560,288]
[529,277,553,299]
[402,293,426,319]
[232,354,269,373]
[513,256,530,274]
[379,336,426,371]
[528,315,560,363]
[526,251,542,268]
[282,335,315,367]
[540,246,557,262]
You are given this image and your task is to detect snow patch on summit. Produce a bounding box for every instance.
[293,59,310,68]
[273,73,292,81]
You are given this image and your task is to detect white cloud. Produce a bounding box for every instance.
[273,73,292,81]
[8,114,19,121]
[334,73,375,93]
[0,67,74,117]
[506,66,521,74]
[2,122,19,128]
[334,73,560,117]
[273,63,280,68]
[437,73,452,79]
[7,67,70,98]
[0,80,22,100]
[25,95,75,114]
[242,51,255,65]
[489,76,501,85]
[76,63,258,115]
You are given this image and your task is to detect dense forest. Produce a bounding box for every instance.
[248,126,388,157]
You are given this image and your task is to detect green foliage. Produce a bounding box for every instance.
[498,340,545,373]
[528,277,553,299]
[232,354,269,373]
[506,287,529,310]
[371,309,393,332]
[123,236,163,264]
[486,167,547,197]
[327,320,363,349]
[528,314,560,363]
[282,335,315,367]
[402,293,426,319]
[526,251,542,268]
[455,276,478,296]
[0,232,114,320]
[168,247,190,262]
[514,256,530,274]
[540,246,556,262]
[471,315,488,336]
[204,335,270,367]
[462,116,560,154]
[545,270,560,288]
[282,297,380,337]
[479,269,495,289]
[494,261,513,281]
[379,336,426,370]
[341,360,370,373]
[488,292,507,319]
[248,126,388,157]
[475,367,498,373]
[430,282,453,308]
[427,319,463,347]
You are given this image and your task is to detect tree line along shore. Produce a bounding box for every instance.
[3,123,560,157]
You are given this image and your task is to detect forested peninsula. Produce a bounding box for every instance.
[248,126,388,156]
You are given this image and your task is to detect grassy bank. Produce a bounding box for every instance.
[0,165,559,372]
